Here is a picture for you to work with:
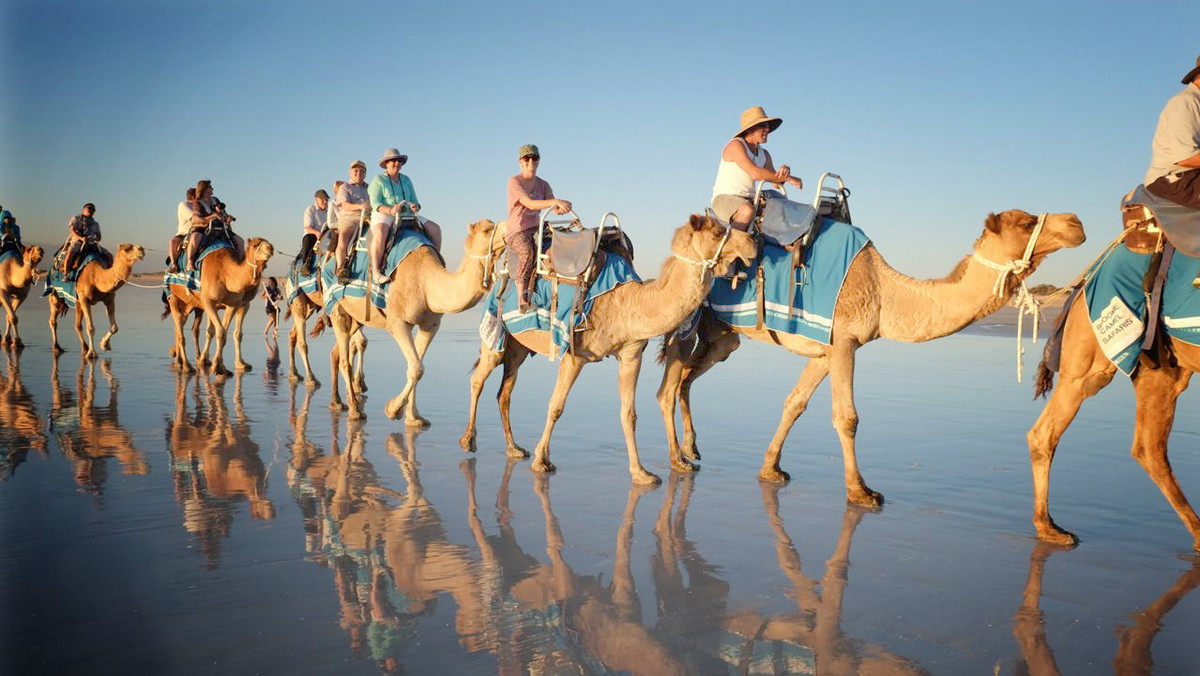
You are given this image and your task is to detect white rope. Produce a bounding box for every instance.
[970,214,1047,382]
[673,223,733,283]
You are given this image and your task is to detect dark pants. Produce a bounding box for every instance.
[1147,168,1200,210]
[505,229,537,301]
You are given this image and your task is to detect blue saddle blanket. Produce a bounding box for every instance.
[320,230,433,314]
[162,241,235,293]
[708,218,870,344]
[0,249,19,266]
[480,254,641,358]
[1083,243,1200,375]
[46,251,108,308]
[286,259,323,305]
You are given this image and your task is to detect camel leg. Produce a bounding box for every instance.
[676,332,741,464]
[760,356,831,484]
[531,353,587,474]
[231,305,252,372]
[400,321,439,427]
[460,345,504,453]
[381,319,423,421]
[202,300,231,376]
[1129,366,1200,551]
[330,312,359,417]
[827,339,880,506]
[328,343,347,411]
[616,340,660,486]
[169,300,195,373]
[0,294,18,349]
[97,297,117,352]
[77,303,97,360]
[286,304,303,382]
[497,343,532,458]
[351,330,367,392]
[48,296,64,354]
[656,338,694,471]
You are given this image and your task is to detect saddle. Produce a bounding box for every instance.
[1122,184,1200,256]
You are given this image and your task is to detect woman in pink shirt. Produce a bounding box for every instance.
[505,144,571,311]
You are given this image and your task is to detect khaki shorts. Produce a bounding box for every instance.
[711,194,752,223]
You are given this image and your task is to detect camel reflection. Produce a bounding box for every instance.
[0,350,46,481]
[166,372,274,567]
[716,485,928,675]
[1011,544,1200,675]
[48,354,146,493]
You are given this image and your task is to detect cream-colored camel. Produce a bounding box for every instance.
[50,356,148,491]
[657,210,1085,504]
[48,243,146,359]
[1027,295,1200,551]
[285,276,367,398]
[460,215,756,485]
[165,238,273,376]
[0,245,45,349]
[328,219,505,422]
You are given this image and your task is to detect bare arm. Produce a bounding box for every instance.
[1178,151,1200,169]
[724,141,803,188]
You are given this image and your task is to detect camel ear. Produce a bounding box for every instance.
[688,214,707,231]
[984,212,1003,234]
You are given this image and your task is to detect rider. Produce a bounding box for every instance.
[505,143,572,312]
[0,208,23,255]
[334,162,371,281]
[63,203,101,273]
[168,188,195,273]
[187,179,243,271]
[296,189,329,275]
[1145,54,1200,209]
[368,147,443,286]
[710,106,803,231]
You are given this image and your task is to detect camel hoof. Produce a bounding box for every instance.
[847,487,884,507]
[632,471,662,486]
[670,457,699,474]
[51,345,64,356]
[288,372,301,382]
[459,432,476,453]
[100,340,112,352]
[405,415,430,430]
[306,378,321,389]
[759,468,791,485]
[531,458,556,474]
[1035,523,1079,548]
[506,444,530,459]
[13,339,24,350]
[329,400,347,411]
[237,362,253,373]
[348,409,366,421]
[84,351,98,361]
[681,442,700,462]
[356,380,368,393]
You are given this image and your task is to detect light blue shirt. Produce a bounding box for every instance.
[368,173,419,217]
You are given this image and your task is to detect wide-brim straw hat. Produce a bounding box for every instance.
[733,106,783,139]
[1182,54,1200,85]
[378,147,408,168]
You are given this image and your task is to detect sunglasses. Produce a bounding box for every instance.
[522,155,540,162]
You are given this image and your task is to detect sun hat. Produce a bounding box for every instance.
[378,147,408,168]
[733,106,783,139]
[1182,54,1200,85]
[349,160,367,171]
[314,189,330,200]
[518,144,540,159]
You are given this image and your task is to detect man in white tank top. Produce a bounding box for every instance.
[711,106,803,230]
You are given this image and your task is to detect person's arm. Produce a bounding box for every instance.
[512,177,571,213]
[1177,152,1200,169]
[338,185,369,212]
[724,140,802,188]
[402,176,419,214]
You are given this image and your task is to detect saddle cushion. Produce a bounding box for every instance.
[480,252,641,358]
[46,249,110,307]
[163,241,235,293]
[321,228,433,314]
[1126,185,1200,256]
[708,218,870,345]
[286,257,322,305]
[759,195,818,247]
[0,248,19,266]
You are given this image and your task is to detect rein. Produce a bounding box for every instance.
[970,213,1047,382]
[467,223,502,291]
[673,223,733,283]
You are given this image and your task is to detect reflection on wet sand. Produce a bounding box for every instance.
[716,485,927,675]
[166,372,274,566]
[1011,544,1200,675]
[0,350,46,481]
[48,355,146,493]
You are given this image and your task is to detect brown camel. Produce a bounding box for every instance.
[285,276,367,398]
[1027,295,1200,551]
[0,245,45,349]
[328,219,505,422]
[165,237,274,376]
[656,210,1085,503]
[458,215,754,485]
[48,243,146,359]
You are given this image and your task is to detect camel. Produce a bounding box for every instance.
[458,215,755,485]
[327,219,506,423]
[164,237,274,376]
[655,210,1085,504]
[284,272,367,396]
[1027,292,1200,551]
[0,245,45,349]
[48,243,146,359]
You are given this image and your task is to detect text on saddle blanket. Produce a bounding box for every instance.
[319,229,434,315]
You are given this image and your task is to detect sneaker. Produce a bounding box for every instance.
[373,273,390,286]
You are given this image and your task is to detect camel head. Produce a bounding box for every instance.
[979,210,1085,274]
[675,214,757,278]
[464,219,505,256]
[247,238,275,266]
[117,244,147,264]
[23,245,44,266]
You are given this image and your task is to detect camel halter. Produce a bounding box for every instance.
[970,213,1048,382]
[465,223,502,291]
[673,220,733,283]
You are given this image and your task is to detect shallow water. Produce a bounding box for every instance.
[2,287,1198,675]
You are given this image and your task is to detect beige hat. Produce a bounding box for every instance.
[349,160,366,171]
[733,106,783,139]
[378,147,408,168]
[1182,54,1200,85]
[314,189,330,200]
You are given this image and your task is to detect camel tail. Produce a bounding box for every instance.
[1033,360,1056,399]
[309,313,328,338]
[468,356,480,374]
[655,333,674,365]
[55,301,70,319]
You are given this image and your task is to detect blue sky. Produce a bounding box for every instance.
[1,0,1196,283]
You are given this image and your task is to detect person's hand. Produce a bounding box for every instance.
[774,165,791,181]
[554,199,572,214]
[789,176,803,189]
[410,203,420,213]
